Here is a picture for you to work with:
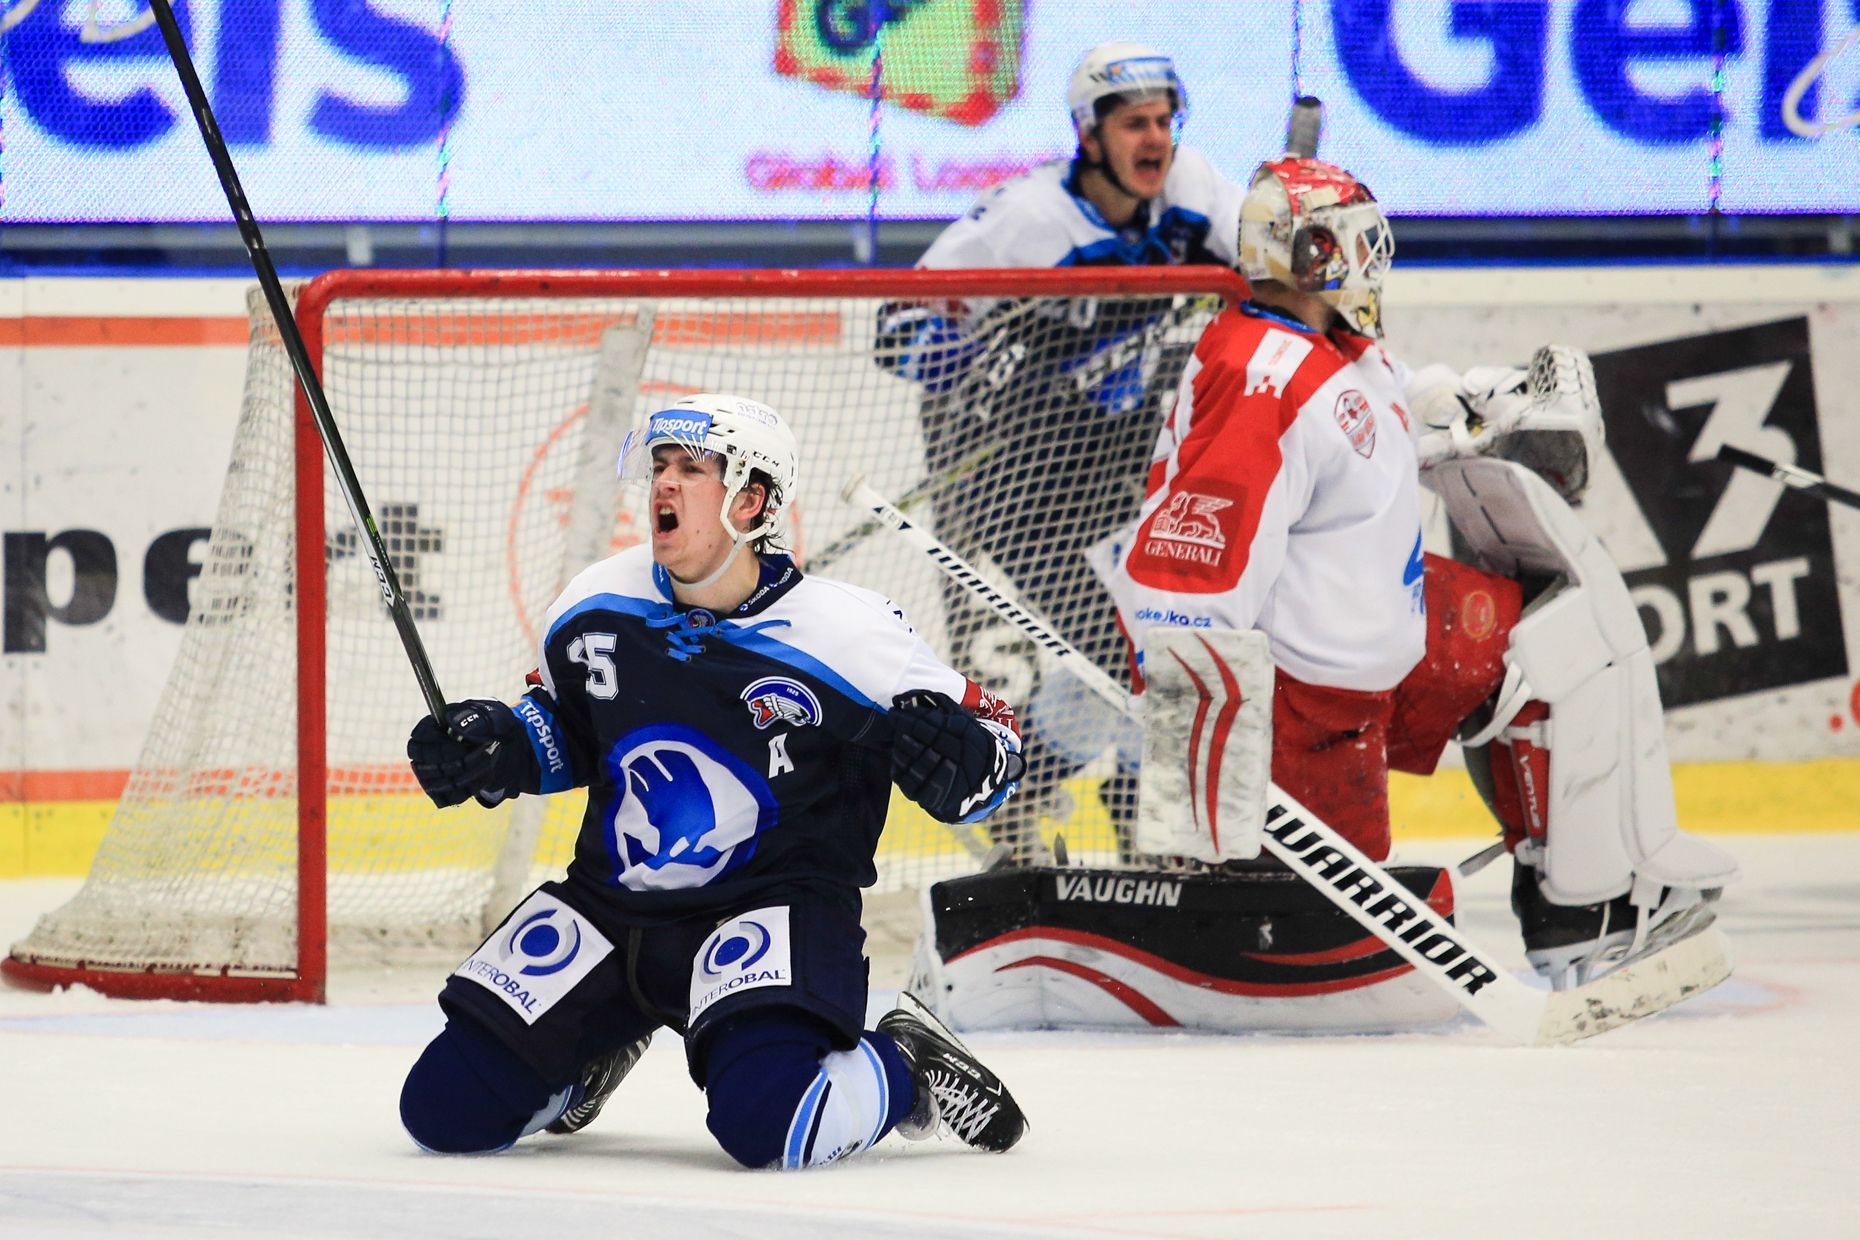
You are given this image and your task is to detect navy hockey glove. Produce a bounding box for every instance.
[407,699,532,809]
[889,690,1025,824]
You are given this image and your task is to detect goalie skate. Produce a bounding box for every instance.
[1512,865,1724,991]
[879,992,1027,1153]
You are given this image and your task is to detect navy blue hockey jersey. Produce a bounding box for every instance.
[504,547,1019,919]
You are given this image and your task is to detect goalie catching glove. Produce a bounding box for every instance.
[889,690,1026,824]
[407,699,536,809]
[1409,345,1603,501]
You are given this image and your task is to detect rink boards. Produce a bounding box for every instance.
[2,267,1857,876]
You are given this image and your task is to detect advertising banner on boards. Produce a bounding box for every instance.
[2,268,1857,788]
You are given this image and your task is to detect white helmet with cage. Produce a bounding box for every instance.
[1066,41,1188,136]
[618,393,799,549]
[1239,157,1395,337]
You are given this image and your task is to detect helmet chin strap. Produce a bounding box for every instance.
[1080,140,1143,205]
[669,536,748,594]
[668,485,770,594]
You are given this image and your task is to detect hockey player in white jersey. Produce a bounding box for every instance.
[398,394,1029,1166]
[1109,156,1739,994]
[874,42,1249,863]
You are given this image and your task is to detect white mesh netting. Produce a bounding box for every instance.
[8,269,1238,992]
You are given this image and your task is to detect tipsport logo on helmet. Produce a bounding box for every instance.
[649,412,714,444]
[454,892,614,1024]
[772,0,1027,127]
[602,724,781,892]
[690,906,794,1022]
[1090,56,1177,95]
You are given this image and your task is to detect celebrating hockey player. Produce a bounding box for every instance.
[873,41,1249,862]
[1107,156,1739,993]
[397,394,1029,1167]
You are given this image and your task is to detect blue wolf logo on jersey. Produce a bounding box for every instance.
[601,723,781,891]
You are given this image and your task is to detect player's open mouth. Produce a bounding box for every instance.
[656,507,678,533]
[1136,157,1164,176]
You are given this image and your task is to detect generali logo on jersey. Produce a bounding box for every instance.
[1593,317,1845,708]
[1132,482,1245,588]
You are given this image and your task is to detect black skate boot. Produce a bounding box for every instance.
[878,991,1027,1152]
[1511,862,1722,990]
[546,1033,652,1135]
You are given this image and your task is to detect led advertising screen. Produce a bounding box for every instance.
[1,0,1856,222]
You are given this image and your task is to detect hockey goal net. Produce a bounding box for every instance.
[3,266,1246,1001]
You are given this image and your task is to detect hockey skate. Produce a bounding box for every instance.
[1511,863,1723,991]
[878,992,1027,1152]
[546,1033,652,1135]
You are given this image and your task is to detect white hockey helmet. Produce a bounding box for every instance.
[1066,41,1188,136]
[618,393,799,548]
[1239,157,1394,337]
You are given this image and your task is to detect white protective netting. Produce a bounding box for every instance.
[8,269,1236,989]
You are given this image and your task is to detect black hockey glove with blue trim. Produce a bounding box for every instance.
[888,689,1025,824]
[407,699,532,809]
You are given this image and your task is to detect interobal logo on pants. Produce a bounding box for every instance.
[456,892,613,1025]
[1592,317,1846,707]
[689,906,793,1023]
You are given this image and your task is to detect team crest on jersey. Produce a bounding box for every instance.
[601,724,779,891]
[1335,389,1377,457]
[740,677,822,729]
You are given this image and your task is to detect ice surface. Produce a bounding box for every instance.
[3,833,1857,1239]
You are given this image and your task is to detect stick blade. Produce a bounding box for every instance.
[1534,924,1734,1045]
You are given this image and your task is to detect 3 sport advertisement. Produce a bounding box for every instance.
[1,0,1857,222]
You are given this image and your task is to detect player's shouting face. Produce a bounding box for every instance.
[647,446,764,582]
[1084,96,1175,202]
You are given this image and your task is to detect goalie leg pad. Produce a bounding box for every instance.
[1433,459,1739,906]
[1137,627,1273,863]
[908,865,1463,1034]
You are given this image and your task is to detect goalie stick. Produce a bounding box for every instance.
[843,476,1733,1046]
[145,0,454,732]
[1718,444,1860,513]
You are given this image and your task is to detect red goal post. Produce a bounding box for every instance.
[3,265,1249,1003]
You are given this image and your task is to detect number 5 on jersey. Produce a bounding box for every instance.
[568,633,618,699]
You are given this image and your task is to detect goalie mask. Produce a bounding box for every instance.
[618,393,799,550]
[1066,41,1188,137]
[1239,157,1394,337]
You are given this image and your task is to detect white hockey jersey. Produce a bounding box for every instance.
[917,145,1243,272]
[1108,304,1427,693]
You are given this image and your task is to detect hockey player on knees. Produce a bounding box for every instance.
[874,41,1247,864]
[398,394,1028,1166]
[1108,157,1738,992]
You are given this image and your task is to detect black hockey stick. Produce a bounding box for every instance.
[146,0,453,730]
[1717,444,1860,512]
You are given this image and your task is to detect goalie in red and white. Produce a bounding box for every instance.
[1106,155,1739,995]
